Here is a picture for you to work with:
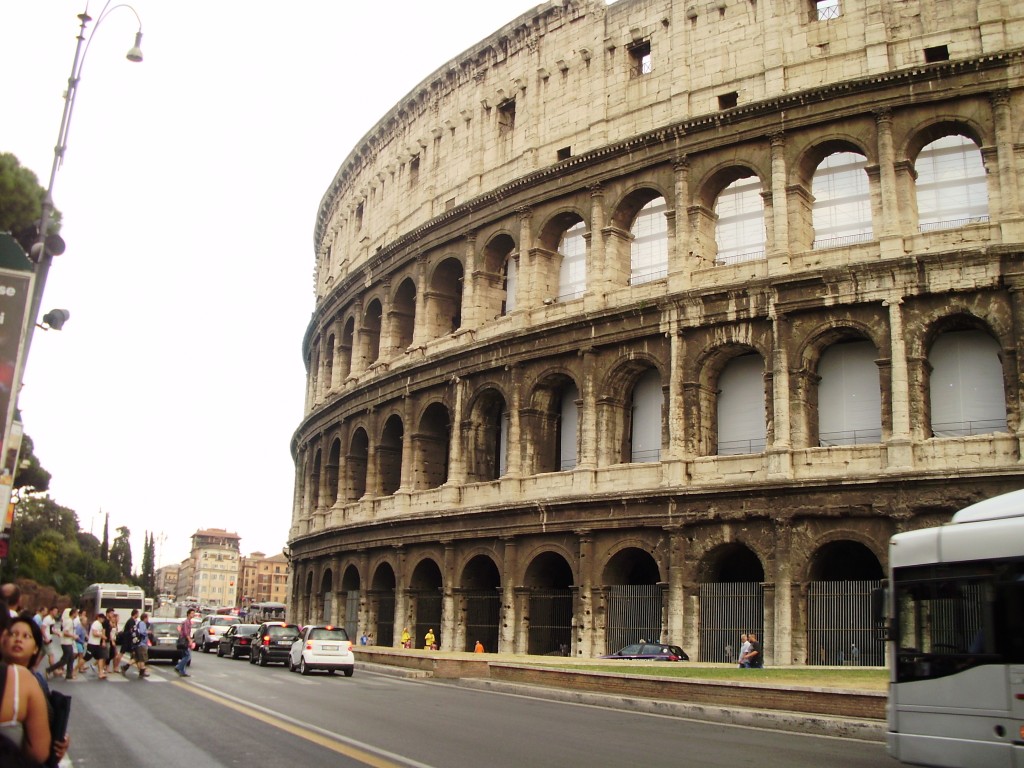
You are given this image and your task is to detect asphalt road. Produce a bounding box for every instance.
[53,652,894,768]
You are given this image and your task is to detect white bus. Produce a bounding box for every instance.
[881,488,1024,767]
[79,583,146,632]
[246,601,287,623]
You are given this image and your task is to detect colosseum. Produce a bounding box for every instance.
[289,0,1024,665]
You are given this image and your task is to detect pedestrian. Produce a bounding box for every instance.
[0,583,21,617]
[42,607,63,678]
[87,609,108,679]
[103,609,119,674]
[474,640,484,653]
[738,633,751,668]
[400,627,411,649]
[175,609,196,677]
[743,632,763,668]
[359,631,368,645]
[1,614,71,765]
[424,628,436,650]
[119,609,139,676]
[74,610,90,676]
[57,608,77,680]
[132,612,150,678]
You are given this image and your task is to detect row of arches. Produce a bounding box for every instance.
[294,533,885,664]
[299,311,1010,510]
[307,110,1014,402]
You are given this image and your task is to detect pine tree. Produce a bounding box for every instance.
[100,512,109,562]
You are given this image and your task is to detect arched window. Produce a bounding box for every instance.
[916,135,989,232]
[558,383,579,470]
[929,330,1007,437]
[717,353,766,455]
[714,176,765,265]
[812,152,872,249]
[557,221,586,301]
[629,368,662,462]
[630,197,668,285]
[817,340,882,446]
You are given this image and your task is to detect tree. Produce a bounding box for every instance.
[0,153,60,253]
[100,513,109,562]
[109,525,132,578]
[140,531,155,596]
[13,434,51,495]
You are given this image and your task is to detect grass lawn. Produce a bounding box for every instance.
[535,664,889,691]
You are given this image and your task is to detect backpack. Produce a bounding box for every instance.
[132,621,146,648]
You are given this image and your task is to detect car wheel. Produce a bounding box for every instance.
[249,651,257,664]
[343,667,354,678]
[231,648,240,659]
[299,658,310,676]
[328,669,336,676]
[216,644,224,657]
[258,650,268,667]
[289,658,296,672]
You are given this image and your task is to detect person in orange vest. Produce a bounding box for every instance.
[474,640,484,653]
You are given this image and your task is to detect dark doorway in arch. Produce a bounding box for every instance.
[603,548,664,653]
[461,555,501,653]
[524,552,574,656]
[410,559,443,649]
[370,564,396,647]
[415,403,451,489]
[345,429,368,502]
[807,540,884,666]
[379,415,404,495]
[699,543,765,663]
[320,570,333,624]
[341,565,360,641]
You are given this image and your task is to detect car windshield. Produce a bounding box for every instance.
[309,628,349,641]
[267,626,298,639]
[235,625,259,634]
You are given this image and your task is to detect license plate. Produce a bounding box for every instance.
[275,641,290,645]
[322,644,338,651]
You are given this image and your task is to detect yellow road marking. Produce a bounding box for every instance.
[181,682,405,768]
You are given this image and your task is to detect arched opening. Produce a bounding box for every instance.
[466,389,508,482]
[714,174,765,265]
[370,563,396,647]
[339,317,354,378]
[320,569,334,624]
[928,329,1007,437]
[698,543,765,663]
[557,220,587,301]
[414,403,451,489]
[481,234,517,318]
[629,196,669,284]
[817,338,882,446]
[309,449,321,510]
[717,351,767,455]
[340,565,360,641]
[602,548,664,652]
[460,555,501,652]
[362,299,383,365]
[378,415,404,495]
[409,559,443,649]
[344,428,368,501]
[391,278,416,352]
[807,540,884,666]
[427,258,464,338]
[325,439,341,506]
[915,134,989,232]
[523,551,575,655]
[811,152,873,249]
[628,368,662,463]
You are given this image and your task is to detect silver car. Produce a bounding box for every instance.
[288,625,355,676]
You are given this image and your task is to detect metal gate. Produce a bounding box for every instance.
[699,582,764,663]
[806,580,883,666]
[463,591,500,652]
[375,593,395,647]
[528,588,572,655]
[605,584,664,653]
[344,591,359,641]
[413,591,442,649]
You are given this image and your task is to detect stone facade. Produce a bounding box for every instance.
[290,0,1024,664]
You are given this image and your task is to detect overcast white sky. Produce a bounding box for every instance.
[1,1,542,569]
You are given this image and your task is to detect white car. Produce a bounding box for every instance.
[288,625,355,677]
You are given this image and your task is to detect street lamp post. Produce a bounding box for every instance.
[24,1,145,362]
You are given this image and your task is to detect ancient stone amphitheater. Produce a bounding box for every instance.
[289,0,1024,664]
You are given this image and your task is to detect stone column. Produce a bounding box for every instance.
[315,341,327,404]
[885,295,913,469]
[448,377,467,484]
[462,231,480,329]
[769,132,789,257]
[578,350,598,469]
[393,547,408,648]
[575,532,595,657]
[516,208,534,308]
[589,184,607,295]
[770,522,792,667]
[363,418,379,499]
[506,364,523,476]
[1005,278,1024,460]
[411,255,429,347]
[874,108,904,256]
[500,537,518,653]
[442,543,456,652]
[669,156,692,292]
[666,526,687,645]
[768,309,793,477]
[358,552,371,640]
[991,91,1023,239]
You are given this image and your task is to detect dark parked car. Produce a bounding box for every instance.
[249,622,301,666]
[600,642,689,661]
[147,618,185,664]
[216,623,260,659]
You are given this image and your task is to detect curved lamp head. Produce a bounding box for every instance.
[40,309,71,331]
[126,31,144,63]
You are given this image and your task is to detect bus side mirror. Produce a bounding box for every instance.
[871,583,893,641]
